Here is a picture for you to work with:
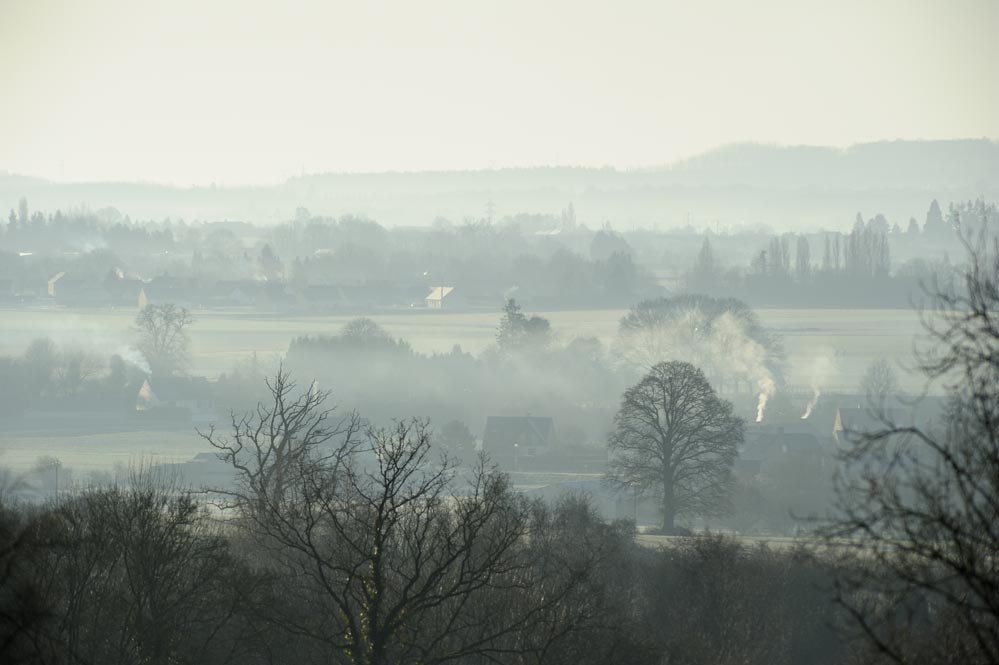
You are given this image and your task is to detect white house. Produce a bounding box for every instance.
[425,286,455,309]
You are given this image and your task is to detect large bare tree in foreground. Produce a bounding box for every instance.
[828,231,999,664]
[202,369,605,665]
[608,361,743,534]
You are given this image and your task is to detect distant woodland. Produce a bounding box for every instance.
[0,191,993,310]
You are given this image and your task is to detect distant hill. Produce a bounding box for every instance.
[664,140,999,189]
[1,139,996,231]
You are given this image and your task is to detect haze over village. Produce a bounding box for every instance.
[0,1,997,664]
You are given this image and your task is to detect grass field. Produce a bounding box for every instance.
[0,429,207,475]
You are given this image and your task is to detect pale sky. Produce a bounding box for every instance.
[1,0,996,185]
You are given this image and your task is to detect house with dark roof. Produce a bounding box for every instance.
[831,402,949,445]
[301,284,346,309]
[103,270,145,307]
[137,276,202,309]
[482,415,555,464]
[831,395,948,445]
[208,280,262,307]
[744,422,825,452]
[300,281,412,310]
[136,376,216,422]
[47,271,111,306]
[151,452,236,488]
[833,408,897,444]
[738,421,830,478]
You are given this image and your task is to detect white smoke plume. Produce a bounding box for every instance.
[801,388,820,420]
[800,352,837,419]
[115,346,151,374]
[708,313,776,423]
[756,376,776,423]
[615,308,779,422]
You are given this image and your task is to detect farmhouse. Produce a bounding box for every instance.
[47,272,66,297]
[136,376,216,421]
[152,452,236,488]
[832,407,907,445]
[739,422,829,479]
[47,271,111,306]
[137,276,201,309]
[425,286,455,309]
[482,415,555,463]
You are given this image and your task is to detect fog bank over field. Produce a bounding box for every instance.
[3,139,996,229]
[0,307,927,394]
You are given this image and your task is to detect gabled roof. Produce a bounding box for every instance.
[139,284,198,304]
[303,284,346,302]
[426,286,454,301]
[756,422,819,436]
[776,432,820,449]
[483,416,554,449]
[834,407,905,433]
[147,376,213,403]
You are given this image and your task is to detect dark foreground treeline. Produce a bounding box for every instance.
[0,480,949,665]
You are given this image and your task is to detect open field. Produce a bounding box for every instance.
[0,305,929,392]
[635,533,810,551]
[0,429,206,475]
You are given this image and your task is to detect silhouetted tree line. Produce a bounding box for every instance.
[3,199,176,255]
[0,474,863,665]
[0,452,981,664]
[682,199,996,306]
[6,197,991,310]
[0,339,144,417]
[0,201,658,308]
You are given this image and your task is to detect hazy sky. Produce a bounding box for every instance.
[1,0,996,185]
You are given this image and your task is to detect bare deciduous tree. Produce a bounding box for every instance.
[38,472,254,665]
[859,357,899,407]
[828,231,999,664]
[134,303,194,376]
[199,369,358,513]
[0,505,60,665]
[607,361,743,534]
[204,369,596,665]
